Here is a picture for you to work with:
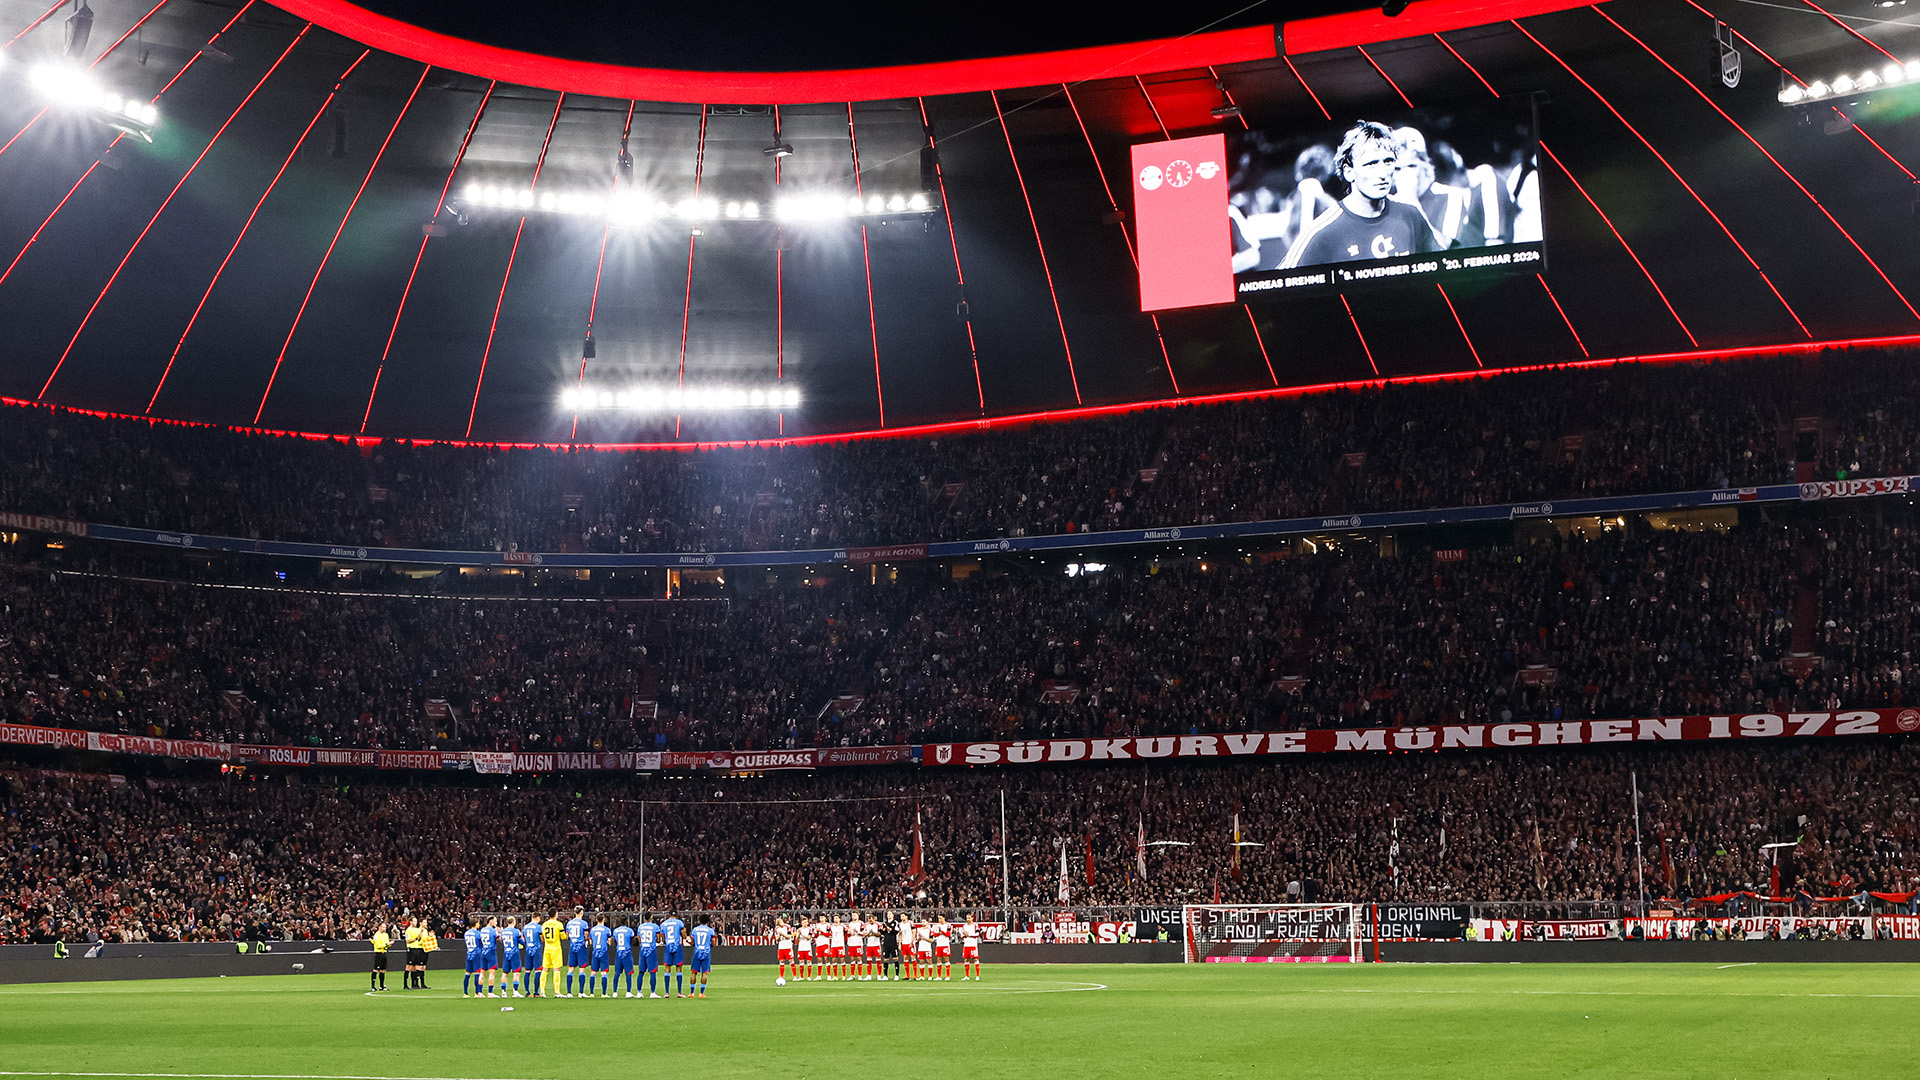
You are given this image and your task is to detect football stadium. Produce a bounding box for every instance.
[3,0,1920,1075]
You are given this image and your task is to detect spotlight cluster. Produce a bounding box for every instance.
[28,63,158,128]
[773,193,935,220]
[561,384,801,412]
[1779,60,1920,104]
[458,183,935,225]
[460,183,765,223]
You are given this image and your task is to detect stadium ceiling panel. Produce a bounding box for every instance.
[0,0,1915,443]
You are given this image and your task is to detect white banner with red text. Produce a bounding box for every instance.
[3,709,1917,775]
[917,710,1920,767]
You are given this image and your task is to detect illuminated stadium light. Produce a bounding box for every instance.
[772,192,938,220]
[1781,60,1920,105]
[458,182,769,226]
[561,384,801,412]
[27,63,159,138]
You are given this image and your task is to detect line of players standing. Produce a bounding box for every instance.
[460,908,718,1000]
[773,913,983,984]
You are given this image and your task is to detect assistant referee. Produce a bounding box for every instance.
[403,919,427,990]
[370,923,391,992]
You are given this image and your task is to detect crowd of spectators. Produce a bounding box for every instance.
[3,738,1913,944]
[5,349,1889,556]
[0,508,1910,752]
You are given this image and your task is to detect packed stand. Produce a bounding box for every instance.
[3,738,1915,944]
[1,509,1912,751]
[15,349,1909,556]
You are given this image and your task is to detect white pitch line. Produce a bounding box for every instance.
[1716,963,1758,969]
[0,1073,558,1080]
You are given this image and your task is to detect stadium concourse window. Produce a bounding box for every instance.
[1,738,1918,945]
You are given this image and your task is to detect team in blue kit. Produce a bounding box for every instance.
[637,916,661,997]
[563,908,591,997]
[688,921,715,998]
[612,921,636,997]
[587,916,613,997]
[499,918,524,997]
[462,919,485,997]
[455,912,722,1001]
[659,913,686,998]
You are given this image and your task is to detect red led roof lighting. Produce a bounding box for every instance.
[1798,0,1900,63]
[1341,294,1380,377]
[365,81,496,434]
[1433,33,1500,97]
[993,89,1081,405]
[1682,0,1914,178]
[1537,139,1697,348]
[1594,7,1920,324]
[1070,81,1179,395]
[270,0,1274,103]
[1536,273,1588,358]
[0,157,91,289]
[1245,306,1277,386]
[1,2,266,289]
[4,1,68,49]
[1436,284,1483,368]
[1282,0,1589,55]
[1356,45,1414,108]
[38,23,313,402]
[848,104,887,428]
[260,64,432,427]
[30,334,1920,453]
[1513,21,1809,338]
[465,90,564,440]
[150,49,374,416]
[918,96,983,413]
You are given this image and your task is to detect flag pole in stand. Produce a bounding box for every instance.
[1000,789,1009,920]
[1631,770,1646,921]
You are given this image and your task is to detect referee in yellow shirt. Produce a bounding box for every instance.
[370,924,392,992]
[402,920,425,989]
[540,911,566,999]
[419,923,438,989]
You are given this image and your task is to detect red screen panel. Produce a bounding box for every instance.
[1134,135,1234,312]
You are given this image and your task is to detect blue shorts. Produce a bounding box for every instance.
[591,953,610,973]
[615,954,634,975]
[465,954,483,974]
[638,948,658,972]
[568,944,589,967]
[505,950,522,972]
[663,946,684,966]
[690,953,711,974]
[480,952,496,971]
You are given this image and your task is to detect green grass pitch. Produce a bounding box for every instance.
[0,963,1912,1079]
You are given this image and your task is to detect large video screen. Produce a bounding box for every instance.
[1133,101,1542,310]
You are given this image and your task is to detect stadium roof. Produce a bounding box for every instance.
[0,0,1915,444]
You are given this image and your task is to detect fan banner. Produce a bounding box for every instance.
[920,709,1920,767]
[1473,917,1881,941]
[1370,905,1470,940]
[4,710,1916,774]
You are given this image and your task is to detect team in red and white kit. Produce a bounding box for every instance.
[771,913,985,984]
